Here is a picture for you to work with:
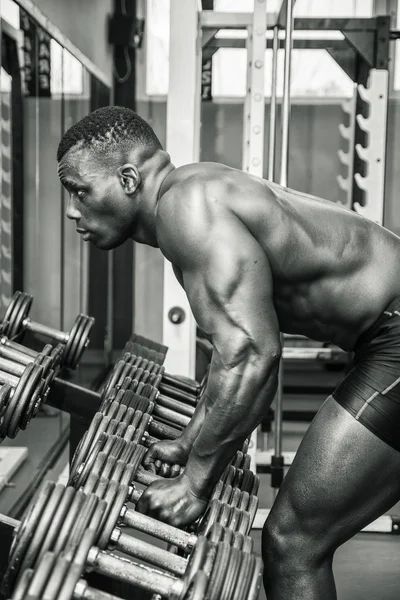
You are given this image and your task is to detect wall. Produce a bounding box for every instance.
[31,0,114,78]
[134,98,400,344]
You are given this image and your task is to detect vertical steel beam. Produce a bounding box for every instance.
[163,0,201,377]
[273,0,294,491]
[241,0,268,471]
[242,0,267,177]
[267,26,279,182]
[279,0,294,188]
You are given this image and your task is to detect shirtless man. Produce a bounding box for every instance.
[57,106,400,600]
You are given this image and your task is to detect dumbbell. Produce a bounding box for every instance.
[97,386,250,480]
[3,483,263,600]
[121,335,205,401]
[0,336,64,372]
[123,340,206,399]
[82,390,251,477]
[69,407,185,478]
[76,475,252,575]
[126,332,169,363]
[69,430,259,537]
[98,385,252,480]
[9,550,135,600]
[100,362,193,431]
[102,361,198,428]
[0,363,46,439]
[99,382,251,464]
[105,356,202,409]
[79,454,257,545]
[68,411,257,495]
[0,291,94,369]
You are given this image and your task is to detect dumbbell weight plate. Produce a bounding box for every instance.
[241,535,253,554]
[0,291,23,337]
[31,352,53,379]
[9,567,34,600]
[59,558,87,600]
[225,507,243,534]
[196,499,222,537]
[246,495,259,529]
[61,315,83,369]
[0,384,12,438]
[2,480,55,596]
[184,536,211,585]
[101,360,126,402]
[25,550,56,599]
[69,413,104,483]
[181,571,209,600]
[246,557,264,600]
[232,552,254,600]
[220,547,241,600]
[241,469,255,494]
[36,487,76,566]
[205,543,232,600]
[53,491,88,555]
[41,554,72,600]
[3,363,43,438]
[65,315,94,370]
[95,480,124,549]
[67,495,100,550]
[20,381,45,430]
[19,484,66,576]
[8,292,33,340]
[237,511,251,537]
[61,315,83,370]
[50,343,65,369]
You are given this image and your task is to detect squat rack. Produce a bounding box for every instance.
[163,1,400,532]
[162,3,398,372]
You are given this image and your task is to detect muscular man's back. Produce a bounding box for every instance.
[158,162,400,350]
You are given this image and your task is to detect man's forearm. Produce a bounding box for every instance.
[178,393,207,451]
[184,355,280,497]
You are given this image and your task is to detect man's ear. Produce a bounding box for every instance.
[117,164,141,195]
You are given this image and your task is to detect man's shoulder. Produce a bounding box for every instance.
[155,168,208,265]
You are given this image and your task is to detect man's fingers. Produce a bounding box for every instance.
[136,492,149,515]
[142,447,156,469]
[170,464,181,478]
[160,462,171,478]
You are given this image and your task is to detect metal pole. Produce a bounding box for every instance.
[273,0,294,497]
[279,0,294,188]
[241,0,267,472]
[163,0,200,377]
[267,26,279,182]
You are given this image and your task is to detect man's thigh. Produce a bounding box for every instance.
[267,397,400,551]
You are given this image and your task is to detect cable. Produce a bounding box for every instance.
[113,46,132,84]
[113,0,133,84]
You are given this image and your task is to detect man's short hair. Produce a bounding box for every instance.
[57,106,162,162]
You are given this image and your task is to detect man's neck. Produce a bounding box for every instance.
[131,152,175,247]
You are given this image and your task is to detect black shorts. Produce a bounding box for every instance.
[332,298,400,452]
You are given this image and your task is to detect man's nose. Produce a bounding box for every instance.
[66,198,81,221]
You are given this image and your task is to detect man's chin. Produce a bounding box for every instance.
[93,236,127,251]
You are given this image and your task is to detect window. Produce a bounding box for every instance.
[1,0,20,30]
[51,42,84,96]
[146,0,375,98]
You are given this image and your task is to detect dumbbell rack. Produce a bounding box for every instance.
[0,330,264,599]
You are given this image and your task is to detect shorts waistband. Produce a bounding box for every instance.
[355,296,400,350]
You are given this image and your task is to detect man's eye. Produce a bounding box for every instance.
[77,190,85,199]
